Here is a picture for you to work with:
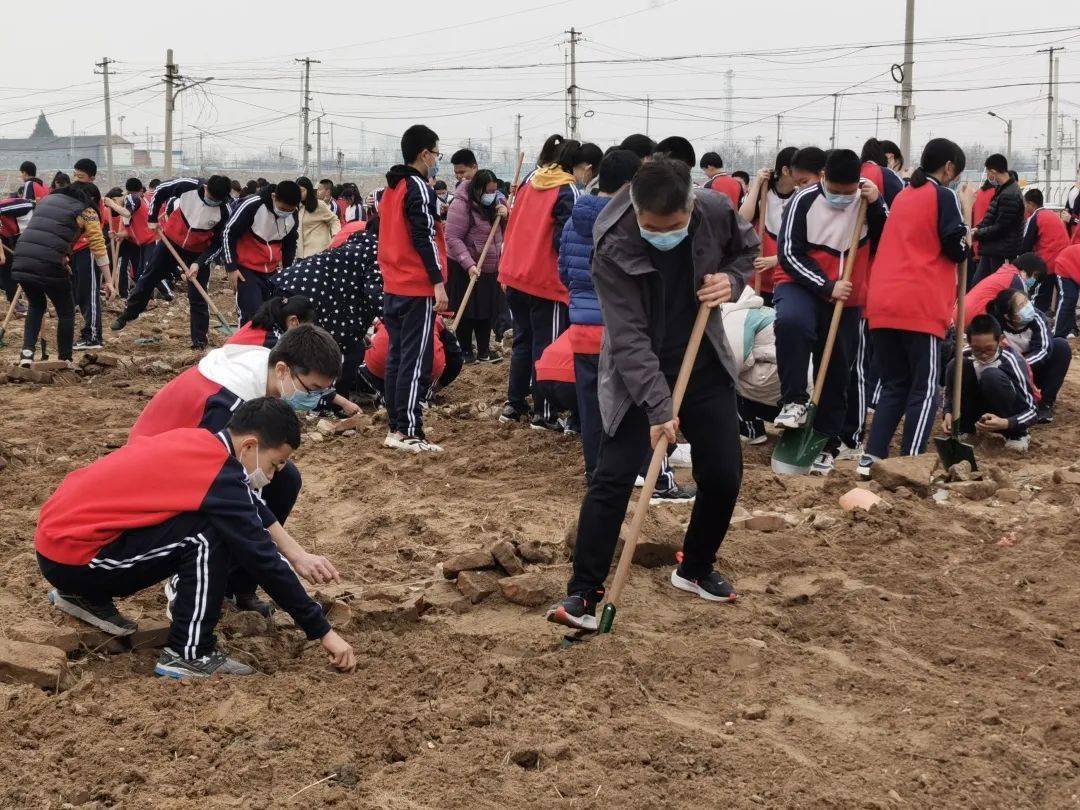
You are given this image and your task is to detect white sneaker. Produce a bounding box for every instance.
[774,403,808,429]
[835,442,863,461]
[398,436,443,453]
[668,443,693,468]
[1004,435,1029,453]
[809,452,835,476]
[856,453,880,478]
[634,475,646,488]
[383,432,406,449]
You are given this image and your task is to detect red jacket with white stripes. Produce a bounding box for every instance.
[1020,207,1070,273]
[0,196,34,240]
[1054,244,1080,284]
[377,165,447,297]
[221,192,298,274]
[747,185,795,294]
[705,174,744,208]
[122,193,157,246]
[34,427,330,640]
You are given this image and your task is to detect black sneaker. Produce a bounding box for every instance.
[111,313,131,331]
[48,588,138,636]
[190,342,207,351]
[499,403,528,424]
[461,351,478,365]
[478,350,503,364]
[154,647,255,679]
[669,568,738,603]
[1037,403,1054,424]
[650,484,697,505]
[545,592,602,631]
[529,414,562,432]
[226,591,274,618]
[74,340,103,351]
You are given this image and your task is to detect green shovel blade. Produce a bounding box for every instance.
[933,434,977,472]
[770,403,828,476]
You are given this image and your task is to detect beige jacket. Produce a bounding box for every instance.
[296,200,341,258]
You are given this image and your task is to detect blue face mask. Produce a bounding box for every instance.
[988,177,1001,188]
[480,192,497,206]
[824,191,857,209]
[279,370,328,413]
[640,225,689,251]
[203,196,221,207]
[1017,302,1036,324]
[1024,276,1037,292]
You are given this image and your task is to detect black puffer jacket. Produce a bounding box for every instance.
[11,188,88,288]
[974,178,1024,259]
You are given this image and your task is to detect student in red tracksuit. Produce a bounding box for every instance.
[861,138,971,474]
[498,138,584,429]
[377,124,449,454]
[19,160,49,202]
[1053,243,1080,338]
[129,324,343,615]
[35,397,355,679]
[358,317,463,404]
[533,328,578,428]
[739,146,799,307]
[1021,187,1070,313]
[774,149,887,475]
[113,175,233,349]
[222,181,301,327]
[105,178,161,300]
[0,193,35,301]
[965,253,1046,327]
[699,151,744,207]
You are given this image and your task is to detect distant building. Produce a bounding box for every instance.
[0,113,134,171]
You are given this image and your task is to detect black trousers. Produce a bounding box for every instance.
[383,293,435,439]
[1,237,17,301]
[21,280,76,361]
[236,268,276,326]
[841,318,880,447]
[122,243,212,345]
[1054,276,1078,338]
[865,329,941,459]
[456,318,491,357]
[505,286,568,420]
[950,361,1030,439]
[972,254,1006,288]
[430,328,464,397]
[567,359,742,596]
[737,395,780,439]
[1032,274,1055,314]
[1032,337,1071,406]
[37,512,229,658]
[72,248,102,344]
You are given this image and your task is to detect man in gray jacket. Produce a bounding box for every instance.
[547,158,758,631]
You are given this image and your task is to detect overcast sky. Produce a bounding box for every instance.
[1,1,1077,170]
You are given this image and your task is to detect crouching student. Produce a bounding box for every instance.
[547,158,756,631]
[35,397,356,678]
[357,317,462,408]
[1053,243,1080,338]
[773,149,888,474]
[965,252,1046,325]
[129,324,343,614]
[989,289,1071,423]
[533,329,579,432]
[720,285,782,443]
[943,314,1038,453]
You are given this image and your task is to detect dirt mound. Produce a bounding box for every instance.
[1,287,1078,807]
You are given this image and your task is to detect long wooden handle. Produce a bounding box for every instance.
[0,285,23,334]
[810,198,867,406]
[158,233,231,329]
[451,222,500,332]
[507,151,526,209]
[951,258,968,432]
[753,182,769,294]
[605,303,712,607]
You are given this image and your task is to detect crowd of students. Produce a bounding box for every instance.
[7,123,1080,670]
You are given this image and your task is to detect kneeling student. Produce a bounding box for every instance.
[943,314,1037,453]
[35,398,356,678]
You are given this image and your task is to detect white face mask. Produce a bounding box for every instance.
[243,444,271,491]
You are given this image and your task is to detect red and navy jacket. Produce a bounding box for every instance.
[943,345,1038,430]
[1056,244,1080,284]
[364,317,448,381]
[35,427,330,640]
[775,181,888,308]
[227,321,281,349]
[1021,207,1070,273]
[859,161,905,208]
[377,165,447,297]
[744,185,795,294]
[865,176,968,338]
[705,174,745,207]
[535,328,575,384]
[222,191,298,274]
[150,177,230,258]
[965,264,1026,326]
[0,196,34,241]
[21,177,49,202]
[122,193,157,246]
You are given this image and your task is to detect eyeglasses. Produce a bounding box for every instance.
[292,372,334,399]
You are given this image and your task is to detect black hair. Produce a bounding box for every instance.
[985,153,1008,173]
[255,178,269,189]
[273,179,302,207]
[434,179,448,192]
[552,139,583,173]
[71,179,100,207]
[1008,169,1018,183]
[245,180,259,195]
[318,178,334,189]
[577,142,604,174]
[251,295,315,332]
[732,170,750,185]
[340,182,358,204]
[773,146,798,175]
[824,149,861,184]
[630,157,692,216]
[401,124,439,164]
[295,176,318,213]
[910,138,965,188]
[53,183,90,205]
[124,177,143,193]
[268,323,342,380]
[598,148,642,194]
[860,138,888,167]
[966,313,1003,342]
[879,139,903,166]
[20,161,36,176]
[450,148,477,167]
[1013,252,1047,281]
[987,287,1026,327]
[106,186,123,199]
[205,175,231,202]
[791,147,826,176]
[148,178,160,189]
[620,134,657,160]
[228,396,302,450]
[51,171,70,190]
[468,169,499,223]
[73,158,97,178]
[1024,188,1044,207]
[230,179,243,194]
[699,151,723,170]
[536,134,566,166]
[655,136,695,168]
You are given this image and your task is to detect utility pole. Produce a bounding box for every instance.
[164,50,177,176]
[565,28,580,139]
[775,114,782,152]
[724,68,734,146]
[752,135,764,171]
[118,115,125,137]
[1037,46,1062,189]
[898,0,915,168]
[830,94,840,149]
[197,131,204,175]
[315,116,323,179]
[488,126,494,164]
[329,122,335,178]
[296,57,319,177]
[96,57,115,188]
[1075,118,1079,182]
[514,114,522,163]
[875,105,880,139]
[645,97,651,137]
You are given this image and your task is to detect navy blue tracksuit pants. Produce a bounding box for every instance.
[384,293,436,439]
[37,511,229,659]
[865,329,941,459]
[1054,276,1079,338]
[841,318,880,448]
[236,268,277,327]
[121,242,212,347]
[773,282,860,446]
[948,360,1030,439]
[1031,337,1072,406]
[505,287,568,420]
[72,248,103,344]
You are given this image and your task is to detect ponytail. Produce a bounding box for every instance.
[251,295,315,332]
[536,134,565,166]
[910,137,965,189]
[552,139,583,173]
[860,138,887,167]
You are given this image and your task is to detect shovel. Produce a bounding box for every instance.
[753,179,768,294]
[0,285,23,347]
[771,198,867,475]
[158,233,236,335]
[934,258,977,471]
[596,302,713,635]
